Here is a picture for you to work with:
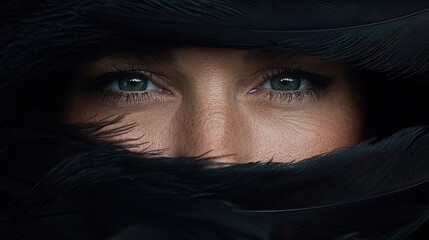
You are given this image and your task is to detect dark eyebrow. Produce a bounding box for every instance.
[243,49,297,64]
[105,49,177,65]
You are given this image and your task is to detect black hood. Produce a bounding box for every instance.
[1,1,429,239]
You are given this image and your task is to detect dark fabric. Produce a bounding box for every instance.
[1,1,429,239]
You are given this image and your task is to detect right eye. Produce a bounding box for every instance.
[260,75,311,92]
[110,76,160,91]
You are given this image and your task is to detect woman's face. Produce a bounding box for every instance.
[63,47,364,163]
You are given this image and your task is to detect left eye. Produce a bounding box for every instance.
[261,76,310,91]
[110,77,160,91]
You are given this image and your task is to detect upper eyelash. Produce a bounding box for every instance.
[86,69,154,91]
[84,67,168,105]
[255,66,335,103]
[260,66,336,89]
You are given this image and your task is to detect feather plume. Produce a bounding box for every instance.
[1,1,429,239]
[1,110,429,239]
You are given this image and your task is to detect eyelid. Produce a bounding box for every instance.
[249,66,336,103]
[85,68,168,93]
[246,65,335,90]
[259,77,311,90]
[109,76,160,91]
[82,66,174,105]
[260,67,335,87]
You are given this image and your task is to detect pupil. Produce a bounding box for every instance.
[271,77,301,91]
[129,79,141,87]
[118,78,147,91]
[280,78,291,85]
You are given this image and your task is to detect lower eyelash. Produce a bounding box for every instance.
[100,82,324,105]
[263,88,319,103]
[100,90,156,104]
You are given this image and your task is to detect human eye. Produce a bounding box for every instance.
[85,68,171,105]
[106,71,159,91]
[260,73,311,91]
[253,67,335,103]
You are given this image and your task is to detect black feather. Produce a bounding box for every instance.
[1,109,429,239]
[1,1,429,239]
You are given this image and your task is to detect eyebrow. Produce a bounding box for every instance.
[108,49,178,65]
[243,49,297,64]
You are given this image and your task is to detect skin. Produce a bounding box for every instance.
[63,47,364,163]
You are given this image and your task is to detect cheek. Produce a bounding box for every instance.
[249,96,363,162]
[252,114,362,162]
[61,93,178,153]
[63,99,363,163]
[247,113,361,162]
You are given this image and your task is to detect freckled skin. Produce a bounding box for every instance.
[63,47,364,163]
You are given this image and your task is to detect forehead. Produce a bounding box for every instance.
[90,48,298,66]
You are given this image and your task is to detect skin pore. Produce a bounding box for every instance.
[63,47,364,163]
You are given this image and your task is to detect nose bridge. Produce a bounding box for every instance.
[173,86,239,160]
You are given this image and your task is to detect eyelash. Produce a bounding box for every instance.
[100,90,157,104]
[255,67,335,103]
[86,67,169,104]
[86,66,335,104]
